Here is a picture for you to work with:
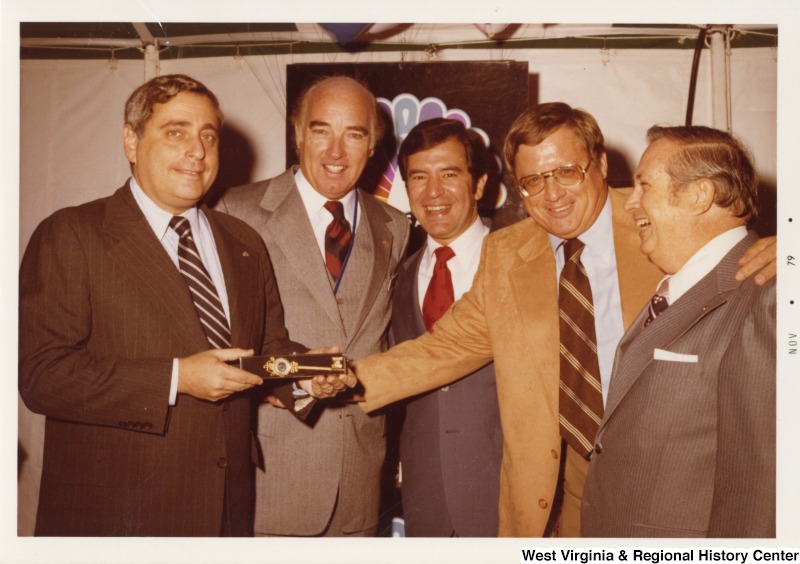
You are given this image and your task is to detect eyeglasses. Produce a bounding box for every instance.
[516,160,592,198]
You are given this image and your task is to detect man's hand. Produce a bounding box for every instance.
[177,348,262,402]
[294,345,358,399]
[297,373,358,398]
[737,235,776,286]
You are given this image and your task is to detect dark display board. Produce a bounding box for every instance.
[286,61,529,229]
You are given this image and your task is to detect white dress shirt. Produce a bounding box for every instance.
[549,196,624,406]
[294,168,359,260]
[417,216,490,309]
[658,225,748,305]
[130,177,230,405]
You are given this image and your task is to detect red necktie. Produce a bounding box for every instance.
[422,246,456,333]
[323,200,352,281]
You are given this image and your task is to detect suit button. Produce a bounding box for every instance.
[594,443,604,455]
[538,499,549,509]
[217,458,228,468]
[551,449,559,459]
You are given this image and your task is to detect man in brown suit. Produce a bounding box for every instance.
[18,75,342,536]
[581,126,775,537]
[351,103,775,537]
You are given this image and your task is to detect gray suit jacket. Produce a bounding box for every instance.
[19,183,297,536]
[581,232,776,537]
[391,240,503,537]
[216,168,409,535]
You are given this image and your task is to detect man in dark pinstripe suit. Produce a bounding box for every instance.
[18,75,342,536]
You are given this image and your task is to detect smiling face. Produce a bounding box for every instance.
[406,137,486,246]
[626,137,698,274]
[295,79,375,200]
[513,125,608,240]
[123,91,220,214]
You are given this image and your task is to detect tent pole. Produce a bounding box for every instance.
[144,43,160,81]
[707,25,731,132]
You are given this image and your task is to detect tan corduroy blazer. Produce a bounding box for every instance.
[355,187,663,536]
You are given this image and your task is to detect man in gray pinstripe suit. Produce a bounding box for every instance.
[18,75,343,536]
[581,125,776,537]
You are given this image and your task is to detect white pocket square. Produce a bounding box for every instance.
[653,349,698,363]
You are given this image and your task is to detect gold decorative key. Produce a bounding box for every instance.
[237,353,347,379]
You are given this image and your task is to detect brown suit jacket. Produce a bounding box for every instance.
[581,232,776,537]
[19,183,298,536]
[216,168,409,535]
[355,188,664,536]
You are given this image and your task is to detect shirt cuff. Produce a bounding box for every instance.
[169,358,179,406]
[292,380,310,398]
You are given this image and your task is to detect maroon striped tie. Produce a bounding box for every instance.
[558,238,603,458]
[324,200,353,281]
[422,246,456,333]
[169,216,231,349]
[644,280,670,327]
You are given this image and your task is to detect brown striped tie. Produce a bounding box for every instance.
[170,216,232,349]
[558,238,603,458]
[323,200,353,281]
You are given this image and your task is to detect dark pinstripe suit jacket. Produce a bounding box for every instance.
[581,232,776,537]
[19,183,298,536]
[391,240,502,537]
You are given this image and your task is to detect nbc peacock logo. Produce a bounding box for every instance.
[375,93,507,214]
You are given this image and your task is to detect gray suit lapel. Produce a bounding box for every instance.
[342,190,395,345]
[259,170,343,331]
[394,248,426,341]
[603,232,757,423]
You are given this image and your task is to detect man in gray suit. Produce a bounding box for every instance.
[391,118,503,537]
[216,76,410,536]
[581,125,776,537]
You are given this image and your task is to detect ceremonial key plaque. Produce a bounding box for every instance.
[238,353,347,379]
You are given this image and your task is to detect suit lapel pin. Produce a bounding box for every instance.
[242,251,250,257]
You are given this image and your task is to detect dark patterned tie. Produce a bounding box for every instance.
[558,238,604,459]
[323,200,353,281]
[422,246,456,333]
[644,280,670,328]
[169,216,231,349]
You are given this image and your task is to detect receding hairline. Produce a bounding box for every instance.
[292,75,382,147]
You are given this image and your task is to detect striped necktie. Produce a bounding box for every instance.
[422,246,456,333]
[169,216,231,349]
[323,200,353,281]
[558,238,604,459]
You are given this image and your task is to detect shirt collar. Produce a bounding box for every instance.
[424,216,488,266]
[665,225,748,304]
[548,191,613,262]
[129,176,200,241]
[295,167,357,219]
